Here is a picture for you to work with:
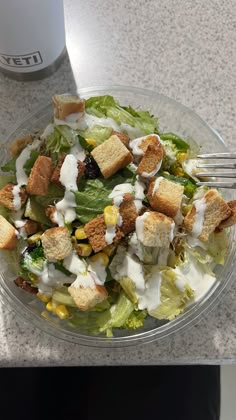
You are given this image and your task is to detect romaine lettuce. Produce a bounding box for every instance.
[85,95,158,135]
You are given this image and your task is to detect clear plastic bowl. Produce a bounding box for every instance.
[0,85,235,347]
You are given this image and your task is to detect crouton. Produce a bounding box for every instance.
[51,153,85,187]
[184,189,231,241]
[119,193,139,235]
[111,130,130,148]
[50,153,66,186]
[147,177,184,218]
[0,183,28,210]
[137,143,164,177]
[84,214,123,253]
[0,215,17,250]
[9,135,33,157]
[23,220,39,236]
[217,200,236,230]
[45,206,57,225]
[41,227,72,260]
[26,156,53,196]
[91,135,133,179]
[68,282,107,311]
[14,277,38,294]
[136,211,175,247]
[129,134,161,157]
[53,94,85,120]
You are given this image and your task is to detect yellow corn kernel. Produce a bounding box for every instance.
[77,243,92,257]
[28,231,43,244]
[173,167,185,177]
[104,205,119,226]
[46,300,54,312]
[75,227,88,240]
[41,310,50,320]
[37,293,51,303]
[177,152,187,162]
[86,138,97,147]
[55,304,69,320]
[103,244,116,257]
[90,252,109,267]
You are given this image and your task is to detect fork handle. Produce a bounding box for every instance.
[197,152,236,159]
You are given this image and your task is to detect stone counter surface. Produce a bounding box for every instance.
[0,0,235,366]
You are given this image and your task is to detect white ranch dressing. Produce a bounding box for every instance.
[134,177,145,200]
[169,221,175,242]
[138,269,162,311]
[129,134,160,156]
[135,212,149,243]
[105,225,116,245]
[175,255,216,302]
[191,197,207,237]
[13,139,41,211]
[152,176,164,196]
[63,252,98,289]
[88,257,107,286]
[109,183,133,199]
[40,123,54,140]
[119,254,146,291]
[106,183,134,244]
[54,154,78,226]
[141,159,162,178]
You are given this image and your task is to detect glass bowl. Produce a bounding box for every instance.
[0,85,235,347]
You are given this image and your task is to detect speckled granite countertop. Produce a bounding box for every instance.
[0,0,236,366]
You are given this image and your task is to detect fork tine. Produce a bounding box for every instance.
[196,181,236,188]
[196,163,236,169]
[196,172,236,178]
[197,153,236,159]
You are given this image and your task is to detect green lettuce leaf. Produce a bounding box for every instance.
[160,133,190,152]
[1,150,39,176]
[46,125,78,153]
[149,270,194,320]
[85,95,158,135]
[75,171,135,224]
[1,157,17,173]
[34,183,64,208]
[23,150,40,176]
[78,125,113,146]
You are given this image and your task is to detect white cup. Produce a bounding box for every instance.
[0,0,66,80]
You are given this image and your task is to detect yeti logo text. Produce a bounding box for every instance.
[0,51,43,68]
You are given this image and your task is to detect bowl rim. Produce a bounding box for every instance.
[0,84,234,348]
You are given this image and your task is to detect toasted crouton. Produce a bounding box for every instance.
[68,282,107,311]
[9,135,33,157]
[84,214,123,253]
[0,183,28,210]
[184,189,231,241]
[91,135,133,179]
[137,143,164,177]
[147,177,184,218]
[23,220,39,236]
[0,215,17,250]
[41,227,72,260]
[111,130,130,148]
[51,153,85,187]
[217,200,236,230]
[45,206,57,225]
[26,156,53,196]
[119,193,139,235]
[53,94,85,120]
[129,134,161,157]
[136,211,175,247]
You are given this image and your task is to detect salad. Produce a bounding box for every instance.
[0,93,235,337]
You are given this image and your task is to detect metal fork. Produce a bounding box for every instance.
[195,153,236,188]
